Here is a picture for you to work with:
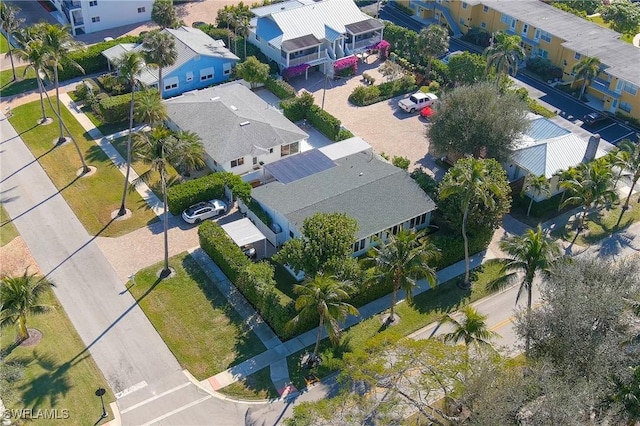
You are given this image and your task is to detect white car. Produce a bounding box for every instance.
[440,50,463,65]
[398,92,438,113]
[181,199,227,224]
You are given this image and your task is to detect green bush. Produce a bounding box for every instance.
[198,221,250,282]
[392,156,411,170]
[265,77,296,99]
[166,171,251,215]
[248,199,273,227]
[348,85,381,105]
[410,168,437,199]
[336,128,354,141]
[308,105,341,141]
[348,80,417,107]
[280,92,314,122]
[73,81,90,101]
[526,57,562,82]
[430,229,493,270]
[97,73,130,95]
[57,35,140,81]
[393,2,414,16]
[97,92,135,123]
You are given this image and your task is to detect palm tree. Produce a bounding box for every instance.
[560,160,617,231]
[151,0,177,29]
[13,35,50,124]
[41,23,85,144]
[134,89,167,126]
[368,229,439,323]
[0,2,24,82]
[141,30,177,99]
[221,10,235,51]
[606,147,629,188]
[556,167,580,212]
[416,24,449,78]
[439,158,502,286]
[174,130,206,177]
[486,224,561,352]
[440,306,496,355]
[615,138,640,229]
[572,56,601,101]
[287,274,359,357]
[115,51,146,217]
[235,17,251,60]
[523,174,551,217]
[0,270,55,342]
[483,32,525,86]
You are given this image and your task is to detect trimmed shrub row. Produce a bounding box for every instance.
[58,35,140,81]
[348,78,417,107]
[279,92,352,141]
[248,199,273,227]
[166,172,252,215]
[264,77,296,100]
[308,105,341,141]
[430,229,493,270]
[96,92,141,123]
[198,222,306,339]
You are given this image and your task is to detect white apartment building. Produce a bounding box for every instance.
[50,0,153,36]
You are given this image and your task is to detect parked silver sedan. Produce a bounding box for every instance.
[181,199,227,224]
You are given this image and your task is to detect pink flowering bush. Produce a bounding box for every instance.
[333,56,358,73]
[283,63,311,80]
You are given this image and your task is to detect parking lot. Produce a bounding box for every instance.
[582,120,637,146]
[287,57,448,178]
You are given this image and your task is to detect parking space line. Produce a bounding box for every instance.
[595,122,617,132]
[611,131,636,145]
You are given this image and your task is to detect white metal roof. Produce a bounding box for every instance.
[318,136,372,160]
[221,218,266,247]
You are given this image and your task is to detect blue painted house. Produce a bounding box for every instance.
[102,26,240,98]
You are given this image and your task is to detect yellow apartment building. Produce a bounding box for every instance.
[391,0,640,122]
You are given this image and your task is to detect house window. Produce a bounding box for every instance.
[89,0,97,6]
[253,157,258,165]
[620,101,633,113]
[538,30,552,43]
[269,148,274,154]
[574,52,581,60]
[500,13,511,24]
[281,141,299,157]
[230,157,245,168]
[200,67,214,81]
[186,72,193,82]
[223,62,232,76]
[462,2,467,8]
[481,22,487,28]
[138,7,146,13]
[164,77,178,91]
[91,16,100,22]
[623,82,638,96]
[483,5,488,12]
[537,48,549,59]
[391,225,400,235]
[352,238,366,253]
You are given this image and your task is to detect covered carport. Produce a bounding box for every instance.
[221,218,267,260]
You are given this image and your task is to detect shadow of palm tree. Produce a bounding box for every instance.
[0,141,58,184]
[85,145,113,165]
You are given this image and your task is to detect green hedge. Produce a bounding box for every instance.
[248,199,272,227]
[166,172,252,215]
[336,128,354,141]
[308,105,341,141]
[96,92,139,123]
[348,80,417,106]
[198,222,303,339]
[430,229,493,270]
[265,77,296,100]
[58,35,140,81]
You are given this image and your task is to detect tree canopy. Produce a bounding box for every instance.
[446,51,486,86]
[598,0,640,34]
[427,82,529,163]
[151,0,178,29]
[234,56,269,88]
[273,212,358,278]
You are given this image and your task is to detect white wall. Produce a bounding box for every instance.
[80,1,152,34]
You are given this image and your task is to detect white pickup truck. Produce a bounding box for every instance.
[398,92,438,113]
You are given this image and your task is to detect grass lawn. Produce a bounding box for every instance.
[0,33,8,54]
[127,252,267,380]
[0,65,38,98]
[110,136,181,200]
[68,88,129,136]
[0,204,19,247]
[218,368,278,400]
[551,194,640,246]
[588,15,637,43]
[0,288,114,426]
[286,262,504,390]
[9,99,158,237]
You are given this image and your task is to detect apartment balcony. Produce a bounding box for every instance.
[591,78,621,99]
[286,49,328,67]
[346,36,381,53]
[63,0,82,10]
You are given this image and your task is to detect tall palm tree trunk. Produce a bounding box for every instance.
[527,197,534,217]
[161,170,170,275]
[18,313,28,342]
[43,87,90,173]
[462,204,471,285]
[54,67,64,143]
[616,181,637,228]
[36,74,46,123]
[313,314,324,356]
[525,279,533,353]
[158,66,163,99]
[8,44,16,82]
[389,281,399,322]
[579,81,587,100]
[118,87,135,216]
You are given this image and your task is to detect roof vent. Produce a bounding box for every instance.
[210,96,220,101]
[240,121,251,126]
[230,105,238,111]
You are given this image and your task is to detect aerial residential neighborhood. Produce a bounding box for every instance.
[1,0,640,425]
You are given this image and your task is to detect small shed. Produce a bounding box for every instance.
[221,218,267,259]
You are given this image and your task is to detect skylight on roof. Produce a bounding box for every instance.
[210,96,220,101]
[230,105,238,111]
[240,121,251,126]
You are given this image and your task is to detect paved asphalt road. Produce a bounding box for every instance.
[379,4,639,147]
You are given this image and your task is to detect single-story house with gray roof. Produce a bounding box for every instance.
[102,26,239,98]
[164,82,308,177]
[250,138,437,256]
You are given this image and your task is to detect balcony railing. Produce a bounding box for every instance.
[286,49,327,67]
[591,78,621,98]
[64,0,82,10]
[346,36,380,52]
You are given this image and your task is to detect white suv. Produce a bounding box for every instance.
[398,92,438,113]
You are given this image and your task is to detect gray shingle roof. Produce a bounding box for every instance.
[164,83,308,164]
[252,152,437,239]
[481,0,640,85]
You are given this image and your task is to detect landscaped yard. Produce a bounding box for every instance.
[217,368,278,400]
[0,204,19,247]
[127,252,268,382]
[68,88,129,136]
[285,262,504,390]
[0,33,9,54]
[551,194,640,246]
[0,65,38,98]
[510,192,580,227]
[8,99,158,237]
[0,288,114,426]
